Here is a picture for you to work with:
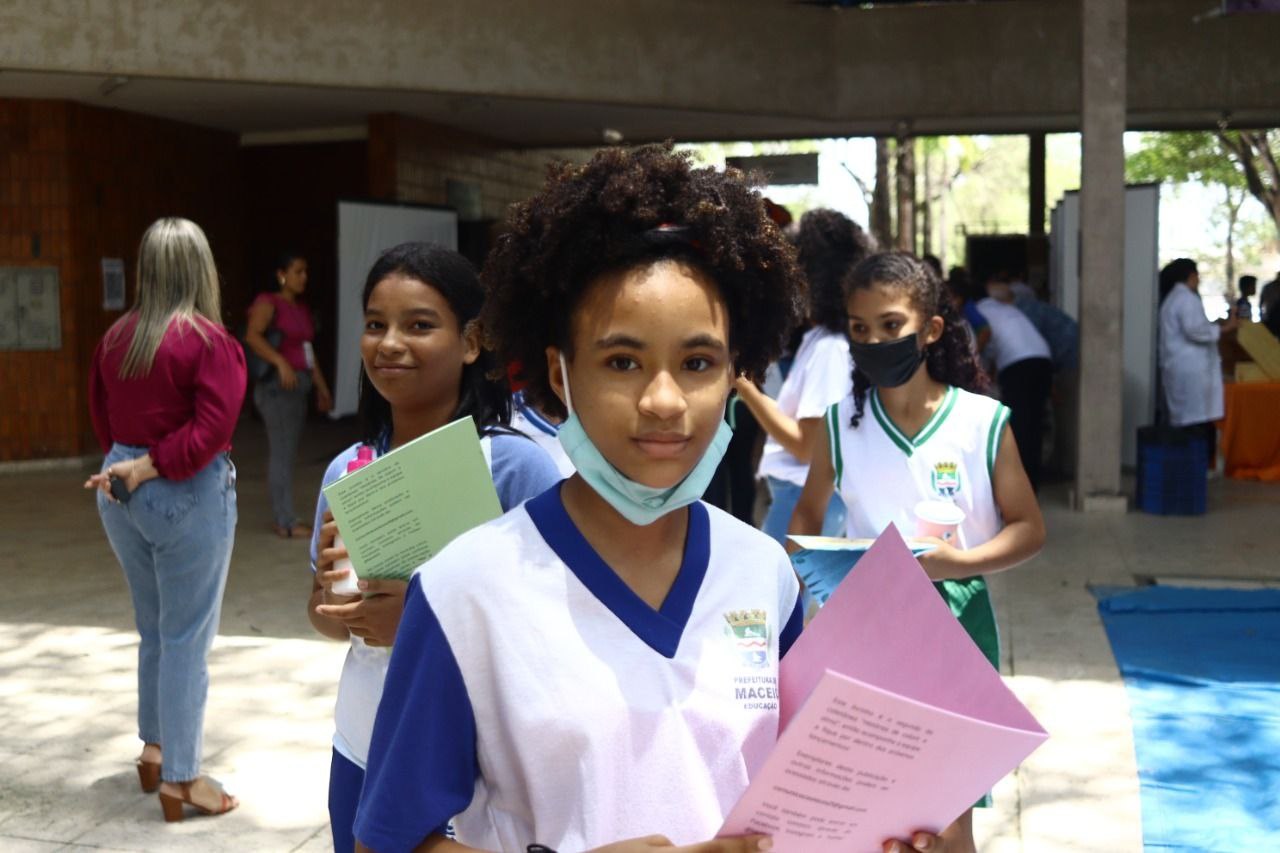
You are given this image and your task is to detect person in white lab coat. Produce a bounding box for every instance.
[1157,258,1240,468]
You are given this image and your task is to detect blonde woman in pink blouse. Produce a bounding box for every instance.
[86,217,245,821]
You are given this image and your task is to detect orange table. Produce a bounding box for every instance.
[1219,382,1280,481]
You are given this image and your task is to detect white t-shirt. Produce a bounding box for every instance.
[353,488,803,853]
[309,432,561,768]
[510,391,576,478]
[976,297,1051,373]
[756,326,853,486]
[826,386,1010,549]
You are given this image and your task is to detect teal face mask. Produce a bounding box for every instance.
[555,353,732,527]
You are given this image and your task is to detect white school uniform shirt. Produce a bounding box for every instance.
[353,486,803,853]
[1159,283,1224,427]
[309,432,561,769]
[510,391,576,478]
[826,386,1010,549]
[756,326,853,487]
[976,297,1051,373]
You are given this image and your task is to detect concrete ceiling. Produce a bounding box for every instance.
[0,69,875,147]
[1,0,1277,147]
[3,64,1272,150]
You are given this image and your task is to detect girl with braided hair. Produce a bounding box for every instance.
[734,208,873,547]
[789,251,1045,853]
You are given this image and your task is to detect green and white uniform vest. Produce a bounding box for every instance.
[826,386,1012,670]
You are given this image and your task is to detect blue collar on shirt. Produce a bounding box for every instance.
[514,391,560,437]
[525,482,709,659]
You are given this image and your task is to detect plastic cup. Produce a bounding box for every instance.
[914,500,965,544]
[330,534,361,596]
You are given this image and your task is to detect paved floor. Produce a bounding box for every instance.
[1,415,1277,852]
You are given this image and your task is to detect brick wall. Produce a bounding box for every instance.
[0,100,77,460]
[368,114,591,224]
[0,102,587,462]
[0,98,241,462]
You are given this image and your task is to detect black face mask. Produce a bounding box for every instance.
[848,334,925,388]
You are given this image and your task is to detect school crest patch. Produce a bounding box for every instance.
[724,609,769,669]
[931,459,962,499]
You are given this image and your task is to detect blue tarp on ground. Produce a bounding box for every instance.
[1094,586,1280,851]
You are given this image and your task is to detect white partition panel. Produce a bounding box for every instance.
[1050,193,1080,320]
[1121,185,1160,468]
[334,201,458,418]
[1048,186,1159,468]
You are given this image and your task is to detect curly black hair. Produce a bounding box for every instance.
[794,208,875,333]
[846,252,990,427]
[479,142,807,419]
[357,241,512,445]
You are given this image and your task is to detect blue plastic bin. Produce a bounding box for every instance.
[1135,425,1207,515]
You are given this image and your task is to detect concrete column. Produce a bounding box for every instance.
[1074,0,1128,511]
[1029,132,1046,236]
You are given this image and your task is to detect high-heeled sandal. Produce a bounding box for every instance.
[136,759,161,793]
[271,521,312,539]
[158,777,239,822]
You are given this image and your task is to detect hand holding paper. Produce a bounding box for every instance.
[787,535,936,606]
[721,525,1047,851]
[321,418,502,581]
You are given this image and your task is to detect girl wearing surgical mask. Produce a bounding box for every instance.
[789,252,1046,853]
[349,147,949,853]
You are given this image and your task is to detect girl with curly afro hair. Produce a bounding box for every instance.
[356,144,961,853]
[733,207,874,548]
[789,251,1045,853]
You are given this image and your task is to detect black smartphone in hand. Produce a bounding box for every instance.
[109,474,133,504]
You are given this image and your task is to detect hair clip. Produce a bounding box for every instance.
[645,223,702,251]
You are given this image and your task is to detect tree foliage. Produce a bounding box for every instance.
[1126,131,1244,187]
[1126,130,1280,239]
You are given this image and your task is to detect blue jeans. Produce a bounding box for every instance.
[761,475,846,547]
[253,371,312,527]
[97,444,237,783]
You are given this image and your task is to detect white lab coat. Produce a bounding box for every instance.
[1158,282,1223,426]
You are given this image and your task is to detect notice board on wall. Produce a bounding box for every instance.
[0,267,61,351]
[101,258,126,311]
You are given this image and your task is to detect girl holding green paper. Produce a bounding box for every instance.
[351,145,953,853]
[306,242,560,853]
